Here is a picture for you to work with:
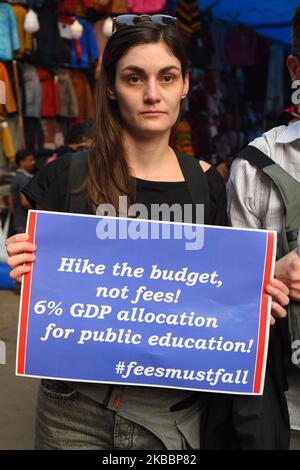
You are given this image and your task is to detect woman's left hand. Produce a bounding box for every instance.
[265,278,289,325]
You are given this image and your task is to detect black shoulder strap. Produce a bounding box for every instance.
[238,144,300,238]
[175,151,210,222]
[67,150,211,219]
[237,145,276,169]
[66,150,91,214]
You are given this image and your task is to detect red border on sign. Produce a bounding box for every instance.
[17,211,37,375]
[253,232,275,394]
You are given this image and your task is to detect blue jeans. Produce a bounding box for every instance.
[35,381,169,450]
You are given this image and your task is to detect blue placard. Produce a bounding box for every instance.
[17,210,276,395]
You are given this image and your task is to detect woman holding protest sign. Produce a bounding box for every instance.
[5,16,290,450]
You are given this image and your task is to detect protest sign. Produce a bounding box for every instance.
[17,210,276,395]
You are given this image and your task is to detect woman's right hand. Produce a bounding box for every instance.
[5,233,36,282]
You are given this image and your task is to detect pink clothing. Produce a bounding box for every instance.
[225,26,258,68]
[56,0,93,15]
[128,0,166,14]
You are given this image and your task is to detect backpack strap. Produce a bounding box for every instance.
[175,151,210,223]
[239,145,300,360]
[238,145,300,244]
[66,150,211,221]
[65,150,91,214]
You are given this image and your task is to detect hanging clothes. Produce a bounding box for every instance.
[23,63,42,118]
[174,119,195,156]
[57,69,79,118]
[69,70,94,119]
[225,26,258,68]
[75,0,94,16]
[164,0,178,15]
[0,121,15,164]
[111,0,128,13]
[56,0,78,15]
[127,0,166,13]
[92,0,113,13]
[70,18,99,69]
[37,67,60,118]
[186,19,215,68]
[8,0,28,5]
[209,20,227,71]
[30,0,46,6]
[243,37,269,102]
[32,5,61,66]
[6,114,23,153]
[0,62,17,115]
[41,118,64,150]
[265,44,285,115]
[24,117,44,152]
[175,0,202,39]
[0,3,19,61]
[56,15,74,66]
[56,0,96,15]
[11,4,32,54]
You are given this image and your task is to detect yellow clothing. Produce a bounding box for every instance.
[0,62,17,115]
[0,121,15,163]
[12,5,32,54]
[111,0,128,13]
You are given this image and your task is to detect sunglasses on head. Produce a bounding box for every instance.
[112,14,177,34]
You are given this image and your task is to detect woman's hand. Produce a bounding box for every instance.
[5,233,36,282]
[265,278,289,325]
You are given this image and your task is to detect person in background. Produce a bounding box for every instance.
[56,120,93,158]
[10,149,35,235]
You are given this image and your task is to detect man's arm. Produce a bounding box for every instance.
[227,157,272,229]
[20,192,32,210]
[275,250,300,302]
[227,156,289,322]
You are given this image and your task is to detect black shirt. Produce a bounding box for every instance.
[22,153,228,227]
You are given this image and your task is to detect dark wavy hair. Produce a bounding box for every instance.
[85,22,189,212]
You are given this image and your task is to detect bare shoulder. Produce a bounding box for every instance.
[199,160,211,173]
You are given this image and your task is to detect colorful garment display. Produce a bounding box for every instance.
[176,0,202,38]
[37,67,60,117]
[0,3,19,61]
[225,26,258,68]
[57,69,79,118]
[70,18,99,69]
[11,4,32,54]
[69,69,94,119]
[111,0,128,13]
[23,63,42,118]
[0,62,17,115]
[0,0,290,167]
[56,0,93,15]
[128,0,165,13]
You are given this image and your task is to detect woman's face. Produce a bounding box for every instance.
[110,42,189,138]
